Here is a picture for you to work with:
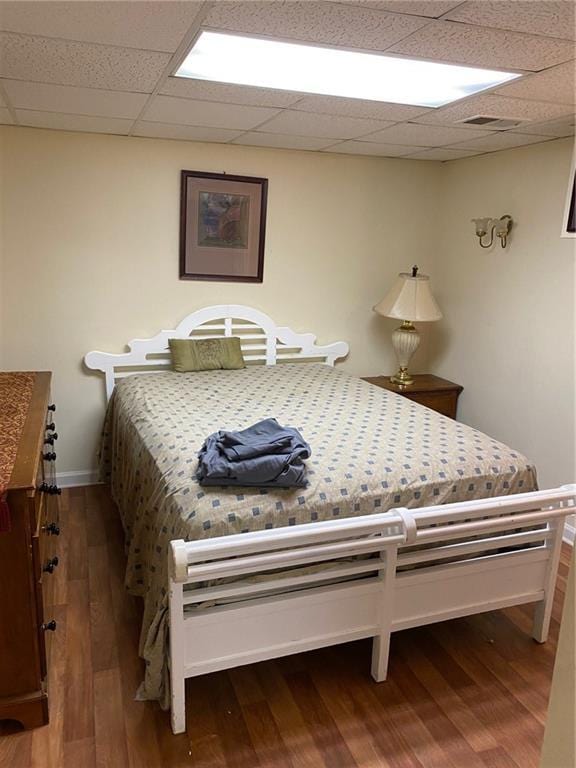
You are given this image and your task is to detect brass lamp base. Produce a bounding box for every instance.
[390,367,413,387]
[389,320,420,388]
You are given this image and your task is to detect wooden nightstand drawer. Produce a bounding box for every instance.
[401,390,459,419]
[363,374,463,419]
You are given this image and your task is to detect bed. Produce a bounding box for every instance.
[85,305,575,734]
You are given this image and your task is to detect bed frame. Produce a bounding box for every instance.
[84,304,349,400]
[84,305,575,735]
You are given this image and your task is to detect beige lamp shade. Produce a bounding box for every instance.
[374,272,442,322]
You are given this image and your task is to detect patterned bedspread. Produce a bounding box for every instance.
[99,364,537,706]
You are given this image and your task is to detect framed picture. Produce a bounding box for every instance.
[179,170,268,281]
[561,152,575,238]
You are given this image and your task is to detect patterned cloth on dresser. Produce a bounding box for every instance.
[98,364,537,708]
[0,372,37,533]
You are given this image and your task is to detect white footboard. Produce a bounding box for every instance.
[168,511,406,734]
[168,487,575,734]
[392,487,574,637]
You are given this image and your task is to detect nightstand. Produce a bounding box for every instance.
[363,374,463,419]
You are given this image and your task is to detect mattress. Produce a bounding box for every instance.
[99,363,537,706]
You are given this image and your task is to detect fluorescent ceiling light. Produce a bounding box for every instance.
[175,31,521,108]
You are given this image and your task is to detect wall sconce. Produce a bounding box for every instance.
[471,215,513,248]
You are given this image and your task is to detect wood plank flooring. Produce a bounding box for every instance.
[0,486,571,768]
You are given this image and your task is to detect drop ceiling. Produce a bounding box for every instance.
[0,0,574,161]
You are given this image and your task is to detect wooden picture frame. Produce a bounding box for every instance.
[561,152,576,238]
[179,170,268,281]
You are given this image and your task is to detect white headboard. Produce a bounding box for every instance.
[84,304,349,400]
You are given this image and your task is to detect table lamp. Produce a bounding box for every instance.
[373,266,442,386]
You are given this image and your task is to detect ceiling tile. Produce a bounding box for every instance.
[0,1,204,52]
[415,94,575,127]
[292,94,431,121]
[15,109,133,134]
[445,1,576,41]
[133,122,243,142]
[2,79,148,118]
[495,62,575,105]
[253,110,393,139]
[0,107,13,124]
[0,32,170,92]
[361,122,489,146]
[406,147,484,160]
[322,140,420,156]
[336,1,463,17]
[143,96,279,130]
[387,20,575,71]
[232,132,334,150]
[449,131,555,151]
[515,115,575,137]
[203,1,429,51]
[161,77,302,108]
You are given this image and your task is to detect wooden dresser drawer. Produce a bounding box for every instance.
[32,492,46,582]
[0,372,59,730]
[32,467,61,682]
[33,495,60,582]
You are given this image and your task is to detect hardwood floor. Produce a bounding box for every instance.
[0,486,571,768]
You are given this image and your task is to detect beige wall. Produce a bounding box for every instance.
[0,125,441,474]
[1,127,573,487]
[0,127,4,370]
[430,138,575,491]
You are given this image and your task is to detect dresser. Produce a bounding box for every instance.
[0,372,60,729]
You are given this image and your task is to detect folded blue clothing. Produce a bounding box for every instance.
[220,433,293,461]
[197,418,311,488]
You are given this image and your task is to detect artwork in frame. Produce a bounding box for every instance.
[180,170,268,281]
[561,152,575,238]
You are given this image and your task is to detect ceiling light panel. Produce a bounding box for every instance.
[175,31,521,108]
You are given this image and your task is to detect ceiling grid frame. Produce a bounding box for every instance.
[0,0,572,159]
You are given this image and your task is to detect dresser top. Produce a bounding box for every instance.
[362,374,463,395]
[1,372,51,492]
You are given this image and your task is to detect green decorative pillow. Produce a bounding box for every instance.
[169,337,245,373]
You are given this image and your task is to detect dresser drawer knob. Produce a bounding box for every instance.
[43,452,57,461]
[44,522,60,536]
[41,620,57,632]
[43,556,59,574]
[44,433,58,445]
[46,422,56,432]
[47,404,56,412]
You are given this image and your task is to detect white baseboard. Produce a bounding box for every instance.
[56,470,101,488]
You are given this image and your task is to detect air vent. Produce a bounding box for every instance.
[458,115,527,129]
